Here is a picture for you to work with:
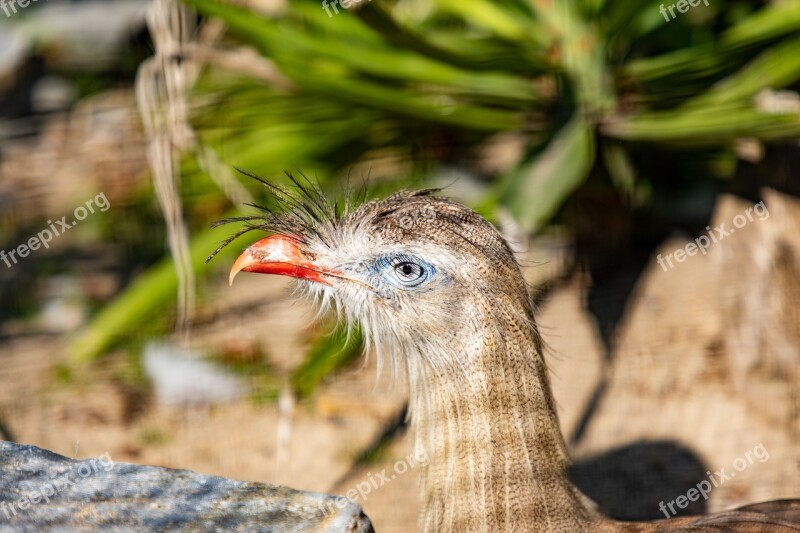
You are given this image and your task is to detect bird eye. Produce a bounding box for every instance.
[394,261,424,283]
[376,255,434,290]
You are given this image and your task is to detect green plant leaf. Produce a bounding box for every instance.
[681,36,800,109]
[603,105,800,144]
[502,117,595,232]
[184,0,539,104]
[69,218,247,365]
[433,0,546,45]
[624,2,800,83]
[291,325,363,400]
[603,142,636,198]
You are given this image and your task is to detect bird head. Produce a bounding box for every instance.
[219,173,530,376]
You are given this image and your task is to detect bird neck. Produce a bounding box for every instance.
[407,293,596,532]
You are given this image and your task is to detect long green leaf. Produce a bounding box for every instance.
[602,105,800,143]
[69,218,246,364]
[624,2,800,82]
[502,117,595,232]
[433,0,547,46]
[353,2,548,72]
[602,0,668,39]
[681,36,800,109]
[528,0,614,114]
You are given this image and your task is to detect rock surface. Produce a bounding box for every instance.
[0,441,373,532]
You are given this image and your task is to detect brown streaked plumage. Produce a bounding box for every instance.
[217,172,800,532]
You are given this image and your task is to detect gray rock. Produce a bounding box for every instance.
[0,441,373,532]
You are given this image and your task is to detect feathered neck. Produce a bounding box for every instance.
[405,288,598,532]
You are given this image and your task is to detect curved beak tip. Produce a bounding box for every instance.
[229,250,252,287]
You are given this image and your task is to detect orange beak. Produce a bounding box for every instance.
[229,235,337,286]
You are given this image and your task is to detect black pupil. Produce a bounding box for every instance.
[397,262,421,279]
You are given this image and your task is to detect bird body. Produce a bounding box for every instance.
[222,176,800,532]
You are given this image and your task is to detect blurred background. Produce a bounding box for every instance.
[1,0,799,530]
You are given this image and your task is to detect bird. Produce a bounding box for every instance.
[216,172,800,532]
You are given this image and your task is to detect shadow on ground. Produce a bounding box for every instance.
[570,440,708,521]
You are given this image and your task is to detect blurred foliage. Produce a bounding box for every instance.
[291,324,363,400]
[69,220,244,364]
[73,0,800,398]
[183,0,800,229]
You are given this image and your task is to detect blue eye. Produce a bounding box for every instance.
[376,255,433,289]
